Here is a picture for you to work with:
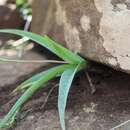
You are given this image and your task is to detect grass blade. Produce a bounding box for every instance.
[0,29,87,130]
[0,64,72,129]
[13,65,68,94]
[0,57,68,64]
[0,29,86,64]
[43,35,85,63]
[58,64,80,130]
[12,69,49,94]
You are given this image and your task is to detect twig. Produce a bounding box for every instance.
[0,58,69,64]
[85,71,96,94]
[19,86,57,120]
[110,120,130,130]
[40,86,57,110]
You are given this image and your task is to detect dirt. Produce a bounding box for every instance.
[0,48,130,130]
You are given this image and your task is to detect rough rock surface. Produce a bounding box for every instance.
[0,0,24,45]
[0,4,23,29]
[31,0,130,73]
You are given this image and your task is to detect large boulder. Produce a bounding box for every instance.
[31,0,130,73]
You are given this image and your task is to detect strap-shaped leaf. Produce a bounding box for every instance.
[13,64,71,94]
[0,29,85,64]
[12,70,47,93]
[13,67,62,94]
[58,64,80,130]
[43,35,85,64]
[0,64,72,129]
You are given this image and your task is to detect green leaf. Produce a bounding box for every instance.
[0,29,86,64]
[16,0,27,6]
[0,29,87,130]
[13,68,56,93]
[13,65,68,94]
[0,64,72,129]
[43,35,85,64]
[58,64,80,130]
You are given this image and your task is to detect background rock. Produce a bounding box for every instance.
[0,6,23,29]
[0,5,23,29]
[31,0,130,73]
[0,0,24,45]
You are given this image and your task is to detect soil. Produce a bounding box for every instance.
[0,47,130,130]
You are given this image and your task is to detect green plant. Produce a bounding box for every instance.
[16,0,32,18]
[0,29,87,130]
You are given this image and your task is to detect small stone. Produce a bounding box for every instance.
[27,115,35,121]
[83,102,97,113]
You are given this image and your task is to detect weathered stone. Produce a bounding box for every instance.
[28,0,33,5]
[0,5,23,29]
[0,2,24,45]
[31,0,130,73]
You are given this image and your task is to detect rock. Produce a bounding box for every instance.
[7,0,15,4]
[0,5,23,29]
[0,2,24,44]
[31,0,130,73]
[28,0,33,5]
